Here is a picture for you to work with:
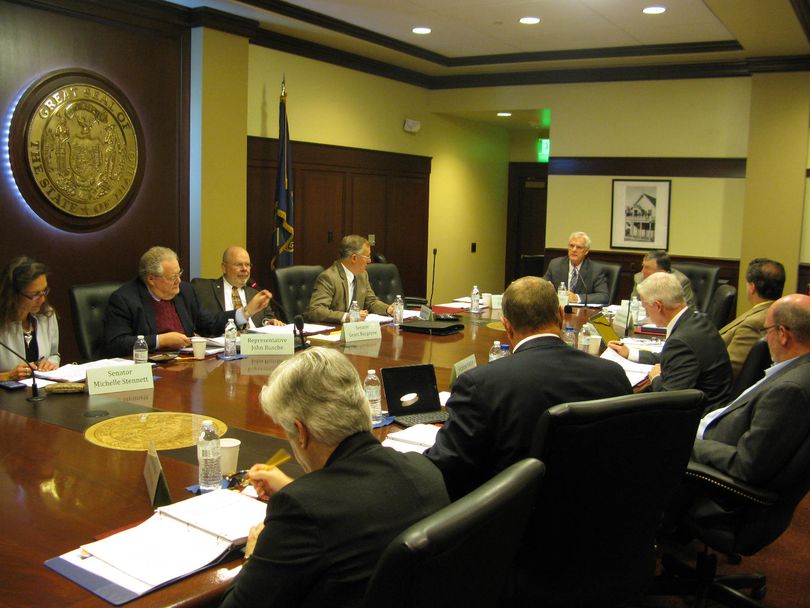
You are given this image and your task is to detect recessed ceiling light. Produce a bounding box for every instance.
[497,112,512,117]
[519,16,540,25]
[412,26,431,35]
[642,6,666,14]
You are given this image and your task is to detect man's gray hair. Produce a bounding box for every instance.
[637,271,685,309]
[260,347,371,445]
[138,246,178,281]
[569,231,591,250]
[339,235,369,259]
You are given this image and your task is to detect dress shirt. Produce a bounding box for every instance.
[223,278,255,329]
[628,306,688,362]
[513,332,561,351]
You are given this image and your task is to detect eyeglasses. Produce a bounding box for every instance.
[759,324,787,337]
[356,254,372,262]
[158,270,183,282]
[20,287,50,300]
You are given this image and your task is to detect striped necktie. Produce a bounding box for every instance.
[570,267,578,291]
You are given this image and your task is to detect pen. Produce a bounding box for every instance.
[231,448,291,478]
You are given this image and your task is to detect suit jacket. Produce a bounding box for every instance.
[719,300,772,378]
[543,257,609,305]
[631,268,695,309]
[102,279,236,357]
[426,336,632,499]
[219,432,449,608]
[304,261,389,324]
[639,308,732,412]
[0,313,60,371]
[693,353,810,490]
[192,276,276,327]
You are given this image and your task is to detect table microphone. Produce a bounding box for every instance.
[428,248,437,308]
[293,315,308,350]
[0,339,46,402]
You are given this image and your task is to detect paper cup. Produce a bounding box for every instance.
[482,293,492,308]
[220,438,241,475]
[588,335,601,355]
[191,336,207,359]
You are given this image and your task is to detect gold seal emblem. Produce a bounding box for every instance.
[25,83,138,217]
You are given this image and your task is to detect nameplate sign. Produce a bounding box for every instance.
[450,354,477,387]
[241,356,283,376]
[342,321,382,343]
[86,363,153,395]
[240,333,294,356]
[491,294,503,309]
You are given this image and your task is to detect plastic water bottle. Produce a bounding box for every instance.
[133,334,148,364]
[488,340,502,362]
[470,285,480,313]
[197,420,221,492]
[562,326,576,347]
[577,327,591,352]
[557,282,569,307]
[393,295,404,326]
[499,343,511,357]
[224,319,238,357]
[364,369,382,422]
[349,300,361,323]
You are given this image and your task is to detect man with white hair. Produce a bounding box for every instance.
[543,231,609,305]
[219,347,449,608]
[609,271,732,412]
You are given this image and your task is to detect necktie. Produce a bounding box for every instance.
[347,280,356,311]
[231,286,243,310]
[570,268,578,292]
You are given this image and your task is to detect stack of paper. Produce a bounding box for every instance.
[600,347,654,387]
[382,424,440,453]
[24,358,133,386]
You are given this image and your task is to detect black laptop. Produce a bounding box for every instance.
[380,364,449,427]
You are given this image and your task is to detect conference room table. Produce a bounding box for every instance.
[0,305,598,607]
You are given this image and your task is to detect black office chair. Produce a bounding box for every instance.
[727,339,771,401]
[707,284,737,329]
[511,389,706,608]
[597,261,622,305]
[271,265,324,324]
[69,281,123,362]
[673,262,720,312]
[362,458,545,608]
[365,263,427,307]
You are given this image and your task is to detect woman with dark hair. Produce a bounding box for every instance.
[0,256,60,381]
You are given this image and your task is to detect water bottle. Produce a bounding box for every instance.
[133,334,148,364]
[197,420,221,492]
[393,295,404,326]
[488,340,502,362]
[349,300,360,323]
[364,369,382,422]
[224,319,238,357]
[577,327,591,352]
[557,282,569,307]
[470,285,480,313]
[499,343,511,357]
[630,296,640,324]
[562,326,576,347]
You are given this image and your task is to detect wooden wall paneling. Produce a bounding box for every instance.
[386,175,429,297]
[348,173,388,254]
[246,159,277,291]
[297,169,346,267]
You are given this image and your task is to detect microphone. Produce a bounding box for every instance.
[428,248,438,308]
[293,315,308,350]
[0,339,46,402]
[250,279,286,322]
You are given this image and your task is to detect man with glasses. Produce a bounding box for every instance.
[103,246,272,357]
[543,231,609,305]
[193,246,284,328]
[304,235,394,324]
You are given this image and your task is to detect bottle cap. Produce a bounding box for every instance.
[493,341,500,346]
[368,369,375,375]
[137,335,144,339]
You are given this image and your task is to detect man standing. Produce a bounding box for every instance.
[304,235,393,324]
[103,246,271,357]
[543,231,609,305]
[609,272,732,412]
[720,258,785,377]
[193,246,284,328]
[426,276,631,500]
[630,250,695,309]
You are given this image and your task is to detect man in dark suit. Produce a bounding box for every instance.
[425,276,632,500]
[543,231,610,305]
[192,246,284,328]
[608,272,732,412]
[693,293,810,490]
[304,234,394,324]
[103,246,272,357]
[219,347,449,608]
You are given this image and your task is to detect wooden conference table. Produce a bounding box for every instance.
[0,306,597,608]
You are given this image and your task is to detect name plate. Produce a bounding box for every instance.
[240,333,294,356]
[450,354,477,387]
[491,294,503,309]
[86,363,153,395]
[342,321,382,343]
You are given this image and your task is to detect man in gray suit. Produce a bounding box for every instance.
[193,246,284,328]
[543,231,609,305]
[630,250,695,309]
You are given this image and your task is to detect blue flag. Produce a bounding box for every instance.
[271,84,294,269]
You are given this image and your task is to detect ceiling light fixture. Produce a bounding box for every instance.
[412,26,431,35]
[642,6,667,14]
[519,17,540,25]
[497,112,512,117]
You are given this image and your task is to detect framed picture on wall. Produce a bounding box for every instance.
[610,179,671,250]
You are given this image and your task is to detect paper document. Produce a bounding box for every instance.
[26,358,133,385]
[365,313,393,324]
[382,424,440,453]
[308,331,343,343]
[620,338,665,354]
[248,323,334,335]
[401,310,422,320]
[437,302,471,309]
[600,347,654,387]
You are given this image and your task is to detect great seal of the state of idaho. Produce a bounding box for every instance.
[25,83,138,217]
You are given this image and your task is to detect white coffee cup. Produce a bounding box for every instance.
[191,336,207,359]
[220,437,241,476]
[588,335,601,355]
[482,293,492,308]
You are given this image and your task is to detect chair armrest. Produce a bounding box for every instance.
[685,461,778,506]
[404,296,428,307]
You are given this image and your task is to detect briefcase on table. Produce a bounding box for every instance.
[399,320,463,336]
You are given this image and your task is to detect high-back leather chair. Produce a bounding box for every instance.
[727,339,771,401]
[513,389,705,608]
[362,458,545,608]
[707,284,737,329]
[69,282,123,362]
[672,262,720,312]
[366,263,427,308]
[597,261,622,305]
[271,265,323,324]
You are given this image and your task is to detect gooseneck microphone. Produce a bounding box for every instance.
[428,248,438,308]
[0,339,46,402]
[293,315,308,350]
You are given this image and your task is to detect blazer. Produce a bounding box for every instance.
[631,268,695,309]
[693,352,810,490]
[192,277,276,327]
[719,300,772,378]
[219,432,450,608]
[0,313,60,371]
[304,261,389,324]
[102,279,236,357]
[426,336,632,500]
[639,308,733,413]
[543,257,609,305]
